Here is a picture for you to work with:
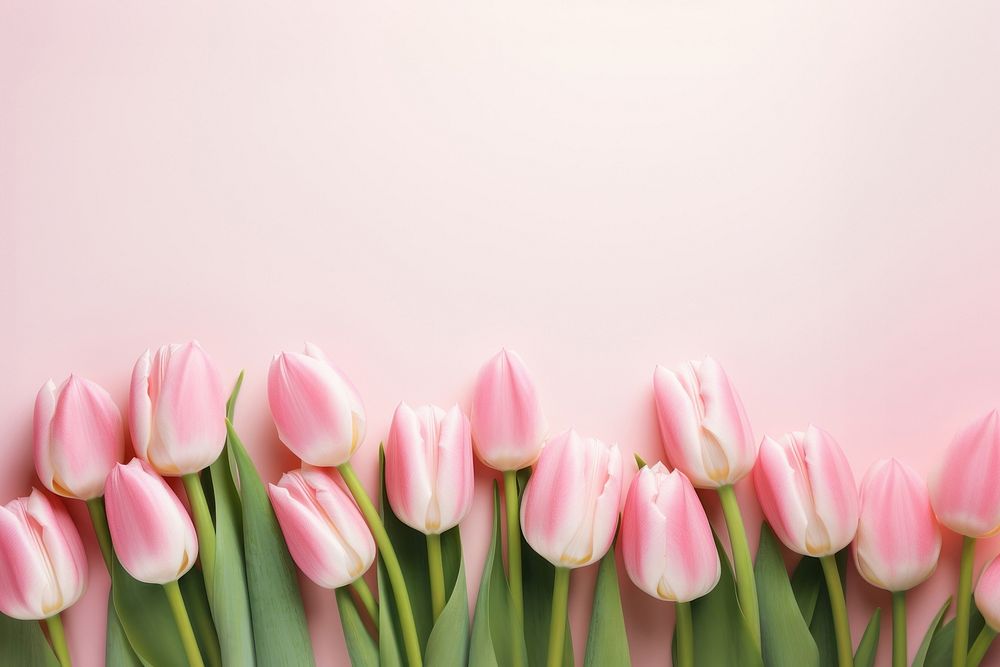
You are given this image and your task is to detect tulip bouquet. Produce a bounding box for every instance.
[2,343,1000,667]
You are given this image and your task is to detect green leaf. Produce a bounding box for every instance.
[105,593,143,667]
[227,420,314,666]
[179,568,223,667]
[518,468,574,667]
[112,559,190,666]
[922,607,985,667]
[469,484,516,667]
[792,551,847,667]
[912,598,951,667]
[853,608,881,667]
[206,374,255,666]
[674,532,764,667]
[582,537,630,667]
[377,556,404,667]
[336,587,379,667]
[790,557,823,626]
[0,613,59,666]
[375,445,469,666]
[755,523,819,667]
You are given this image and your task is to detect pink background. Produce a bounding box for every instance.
[3,1,1000,665]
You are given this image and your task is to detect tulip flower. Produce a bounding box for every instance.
[854,459,941,667]
[754,426,858,667]
[0,489,85,667]
[622,463,720,667]
[104,459,204,667]
[653,357,760,647]
[970,555,1000,667]
[386,403,474,621]
[267,344,420,666]
[269,468,379,626]
[470,348,547,663]
[34,374,125,501]
[521,429,622,667]
[928,411,1000,667]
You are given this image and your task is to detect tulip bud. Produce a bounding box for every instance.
[129,341,226,476]
[853,459,941,591]
[929,410,1000,538]
[520,429,623,568]
[622,463,720,602]
[385,403,474,535]
[267,343,367,467]
[0,490,87,620]
[753,426,859,557]
[34,375,124,500]
[470,348,548,471]
[104,459,198,584]
[653,357,757,488]
[975,554,1000,631]
[269,468,376,589]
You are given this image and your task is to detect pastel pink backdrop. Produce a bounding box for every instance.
[3,1,999,665]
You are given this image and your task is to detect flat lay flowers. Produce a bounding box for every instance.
[2,343,1000,667]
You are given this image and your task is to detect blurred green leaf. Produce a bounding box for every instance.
[0,613,59,666]
[755,523,819,667]
[227,421,314,666]
[853,608,881,667]
[469,484,516,667]
[582,535,630,667]
[104,593,142,667]
[912,598,951,667]
[337,587,379,667]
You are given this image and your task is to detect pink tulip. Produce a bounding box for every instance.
[129,341,227,476]
[269,468,376,589]
[385,403,474,535]
[104,459,198,584]
[929,410,1000,538]
[0,490,87,620]
[470,348,548,471]
[34,375,124,500]
[520,429,623,568]
[975,554,1000,631]
[753,426,859,557]
[267,343,367,467]
[622,463,720,602]
[853,459,941,591]
[653,357,757,488]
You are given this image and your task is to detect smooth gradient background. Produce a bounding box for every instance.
[3,1,1000,665]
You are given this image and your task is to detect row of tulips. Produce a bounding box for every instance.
[2,343,1000,667]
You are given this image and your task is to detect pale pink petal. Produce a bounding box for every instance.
[432,405,474,532]
[33,380,58,494]
[975,555,1000,631]
[653,365,709,484]
[385,403,435,532]
[930,411,1000,537]
[696,356,757,483]
[803,426,858,553]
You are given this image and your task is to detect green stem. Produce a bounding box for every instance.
[163,580,205,667]
[546,567,570,667]
[954,536,977,667]
[85,497,113,571]
[45,613,71,667]
[967,625,998,667]
[892,590,906,667]
[182,473,216,600]
[717,484,761,651]
[820,555,853,667]
[338,462,422,667]
[350,577,379,629]
[674,601,694,667]
[503,469,526,667]
[427,533,446,621]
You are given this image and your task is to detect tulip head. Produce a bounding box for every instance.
[622,463,720,602]
[267,343,367,467]
[975,554,1000,632]
[34,375,124,500]
[0,490,87,620]
[470,348,548,471]
[853,458,941,591]
[930,410,1000,538]
[520,429,623,569]
[385,403,474,535]
[269,468,376,589]
[753,426,859,557]
[104,459,198,584]
[129,341,227,476]
[653,357,757,488]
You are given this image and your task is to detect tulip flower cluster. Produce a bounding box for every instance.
[3,345,1000,667]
